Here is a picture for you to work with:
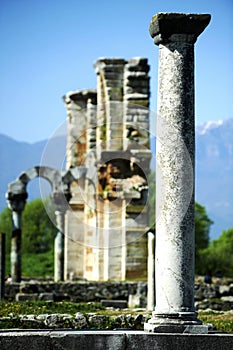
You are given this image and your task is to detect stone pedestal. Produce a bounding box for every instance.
[145,13,211,333]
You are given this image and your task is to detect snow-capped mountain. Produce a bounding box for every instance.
[196,120,224,135]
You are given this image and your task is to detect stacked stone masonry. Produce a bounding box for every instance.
[63,57,151,282]
[4,281,233,311]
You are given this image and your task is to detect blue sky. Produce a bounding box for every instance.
[0,0,232,143]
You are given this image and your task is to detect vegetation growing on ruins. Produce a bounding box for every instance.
[0,301,232,333]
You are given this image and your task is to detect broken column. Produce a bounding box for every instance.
[94,58,125,152]
[63,89,97,280]
[7,192,27,282]
[145,13,211,333]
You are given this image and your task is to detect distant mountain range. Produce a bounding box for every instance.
[0,118,233,240]
[196,118,233,239]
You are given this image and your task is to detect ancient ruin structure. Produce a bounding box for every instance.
[6,58,151,283]
[63,57,151,281]
[6,166,87,282]
[144,13,211,333]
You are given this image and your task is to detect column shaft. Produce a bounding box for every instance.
[11,211,22,283]
[54,211,65,281]
[155,40,195,315]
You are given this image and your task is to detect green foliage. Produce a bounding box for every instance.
[194,202,213,274]
[21,252,54,278]
[199,228,233,277]
[0,198,56,277]
[0,301,105,318]
[0,198,56,255]
[0,207,12,252]
[195,202,213,249]
[22,198,56,254]
[5,251,54,280]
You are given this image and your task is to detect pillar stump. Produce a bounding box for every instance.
[144,13,211,333]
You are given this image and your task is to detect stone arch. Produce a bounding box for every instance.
[6,165,89,282]
[18,166,63,192]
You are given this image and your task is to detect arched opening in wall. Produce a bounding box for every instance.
[21,178,56,279]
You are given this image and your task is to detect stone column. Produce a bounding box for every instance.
[63,89,97,168]
[147,231,155,311]
[94,58,125,152]
[123,57,150,150]
[54,210,65,281]
[7,193,27,282]
[0,233,6,300]
[52,192,69,282]
[145,13,211,333]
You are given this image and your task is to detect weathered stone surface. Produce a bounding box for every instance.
[4,282,233,311]
[38,293,54,301]
[73,312,88,329]
[101,299,128,308]
[195,284,220,301]
[15,293,38,301]
[0,330,232,350]
[64,57,151,282]
[145,12,211,333]
[149,13,211,44]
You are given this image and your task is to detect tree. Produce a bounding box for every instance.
[0,207,12,253]
[194,202,213,274]
[0,198,56,254]
[200,228,233,277]
[22,198,56,254]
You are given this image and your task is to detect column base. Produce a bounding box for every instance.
[144,312,209,334]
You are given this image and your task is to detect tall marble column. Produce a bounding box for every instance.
[145,13,211,333]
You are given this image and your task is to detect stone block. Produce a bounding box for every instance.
[219,285,230,296]
[0,331,232,350]
[38,293,54,301]
[15,293,38,301]
[101,299,128,308]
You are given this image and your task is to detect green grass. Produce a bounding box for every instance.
[0,302,232,333]
[0,301,105,317]
[199,310,233,334]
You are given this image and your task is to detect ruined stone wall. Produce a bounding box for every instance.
[63,57,151,281]
[4,281,233,312]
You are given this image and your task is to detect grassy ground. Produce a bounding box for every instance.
[0,301,232,333]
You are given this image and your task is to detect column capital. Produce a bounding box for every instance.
[149,13,211,45]
[94,58,125,74]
